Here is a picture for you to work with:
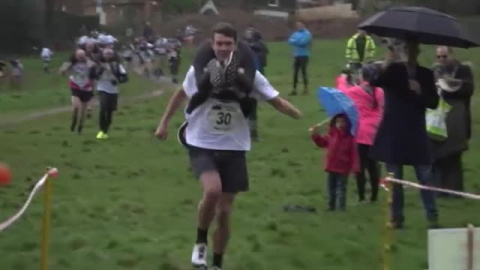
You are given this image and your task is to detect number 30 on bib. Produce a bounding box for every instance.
[208,104,239,134]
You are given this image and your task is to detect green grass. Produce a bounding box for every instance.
[1,40,480,270]
[0,53,165,117]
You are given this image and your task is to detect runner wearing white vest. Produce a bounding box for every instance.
[155,23,302,270]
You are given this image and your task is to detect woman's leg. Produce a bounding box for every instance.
[98,92,108,133]
[77,101,88,134]
[104,107,114,133]
[99,92,117,135]
[104,93,117,134]
[70,95,81,132]
[356,144,369,202]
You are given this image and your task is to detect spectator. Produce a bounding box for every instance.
[336,64,384,203]
[288,21,312,96]
[310,114,359,211]
[244,27,269,141]
[345,30,376,70]
[370,39,439,229]
[41,47,54,73]
[431,46,474,196]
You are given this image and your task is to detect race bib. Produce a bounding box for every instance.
[207,103,239,134]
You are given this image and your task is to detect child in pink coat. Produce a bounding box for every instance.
[336,64,384,202]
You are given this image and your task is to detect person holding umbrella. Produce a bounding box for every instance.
[311,87,360,210]
[369,39,440,229]
[310,113,359,211]
[359,5,480,229]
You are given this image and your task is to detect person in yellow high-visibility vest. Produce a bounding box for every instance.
[346,30,376,69]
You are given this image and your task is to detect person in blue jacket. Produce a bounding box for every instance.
[288,21,312,96]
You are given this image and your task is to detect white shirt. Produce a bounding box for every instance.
[182,66,279,151]
[96,63,127,94]
[41,48,53,60]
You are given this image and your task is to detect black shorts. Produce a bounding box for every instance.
[71,89,94,103]
[188,146,249,193]
[99,91,118,111]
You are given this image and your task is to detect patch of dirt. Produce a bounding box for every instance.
[157,9,361,41]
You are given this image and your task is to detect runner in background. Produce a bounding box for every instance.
[59,49,95,134]
[91,48,128,139]
[40,47,54,73]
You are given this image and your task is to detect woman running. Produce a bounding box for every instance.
[82,40,101,119]
[91,48,128,139]
[60,49,95,134]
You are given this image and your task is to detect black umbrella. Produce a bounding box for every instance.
[358,6,480,48]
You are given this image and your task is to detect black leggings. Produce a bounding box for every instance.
[293,56,309,91]
[99,91,118,133]
[356,143,380,201]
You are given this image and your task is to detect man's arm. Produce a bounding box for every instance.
[155,87,188,140]
[159,87,187,126]
[253,70,302,119]
[267,97,302,119]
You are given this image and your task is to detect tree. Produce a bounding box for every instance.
[0,0,36,53]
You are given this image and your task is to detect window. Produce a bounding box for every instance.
[268,0,280,7]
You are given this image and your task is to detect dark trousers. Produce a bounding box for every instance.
[433,153,464,195]
[327,173,348,210]
[293,56,308,92]
[98,91,118,133]
[386,164,438,224]
[356,144,380,201]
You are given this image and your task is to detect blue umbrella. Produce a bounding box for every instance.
[316,87,358,135]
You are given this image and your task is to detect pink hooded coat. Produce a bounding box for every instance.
[335,75,385,145]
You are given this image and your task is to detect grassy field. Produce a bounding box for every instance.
[0,53,166,118]
[1,40,480,270]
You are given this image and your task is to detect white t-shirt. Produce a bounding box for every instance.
[182,66,279,151]
[41,48,53,60]
[96,63,127,94]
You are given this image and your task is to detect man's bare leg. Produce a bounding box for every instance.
[192,170,222,267]
[212,193,235,269]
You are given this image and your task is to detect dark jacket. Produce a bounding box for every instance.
[370,62,439,165]
[431,61,474,159]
